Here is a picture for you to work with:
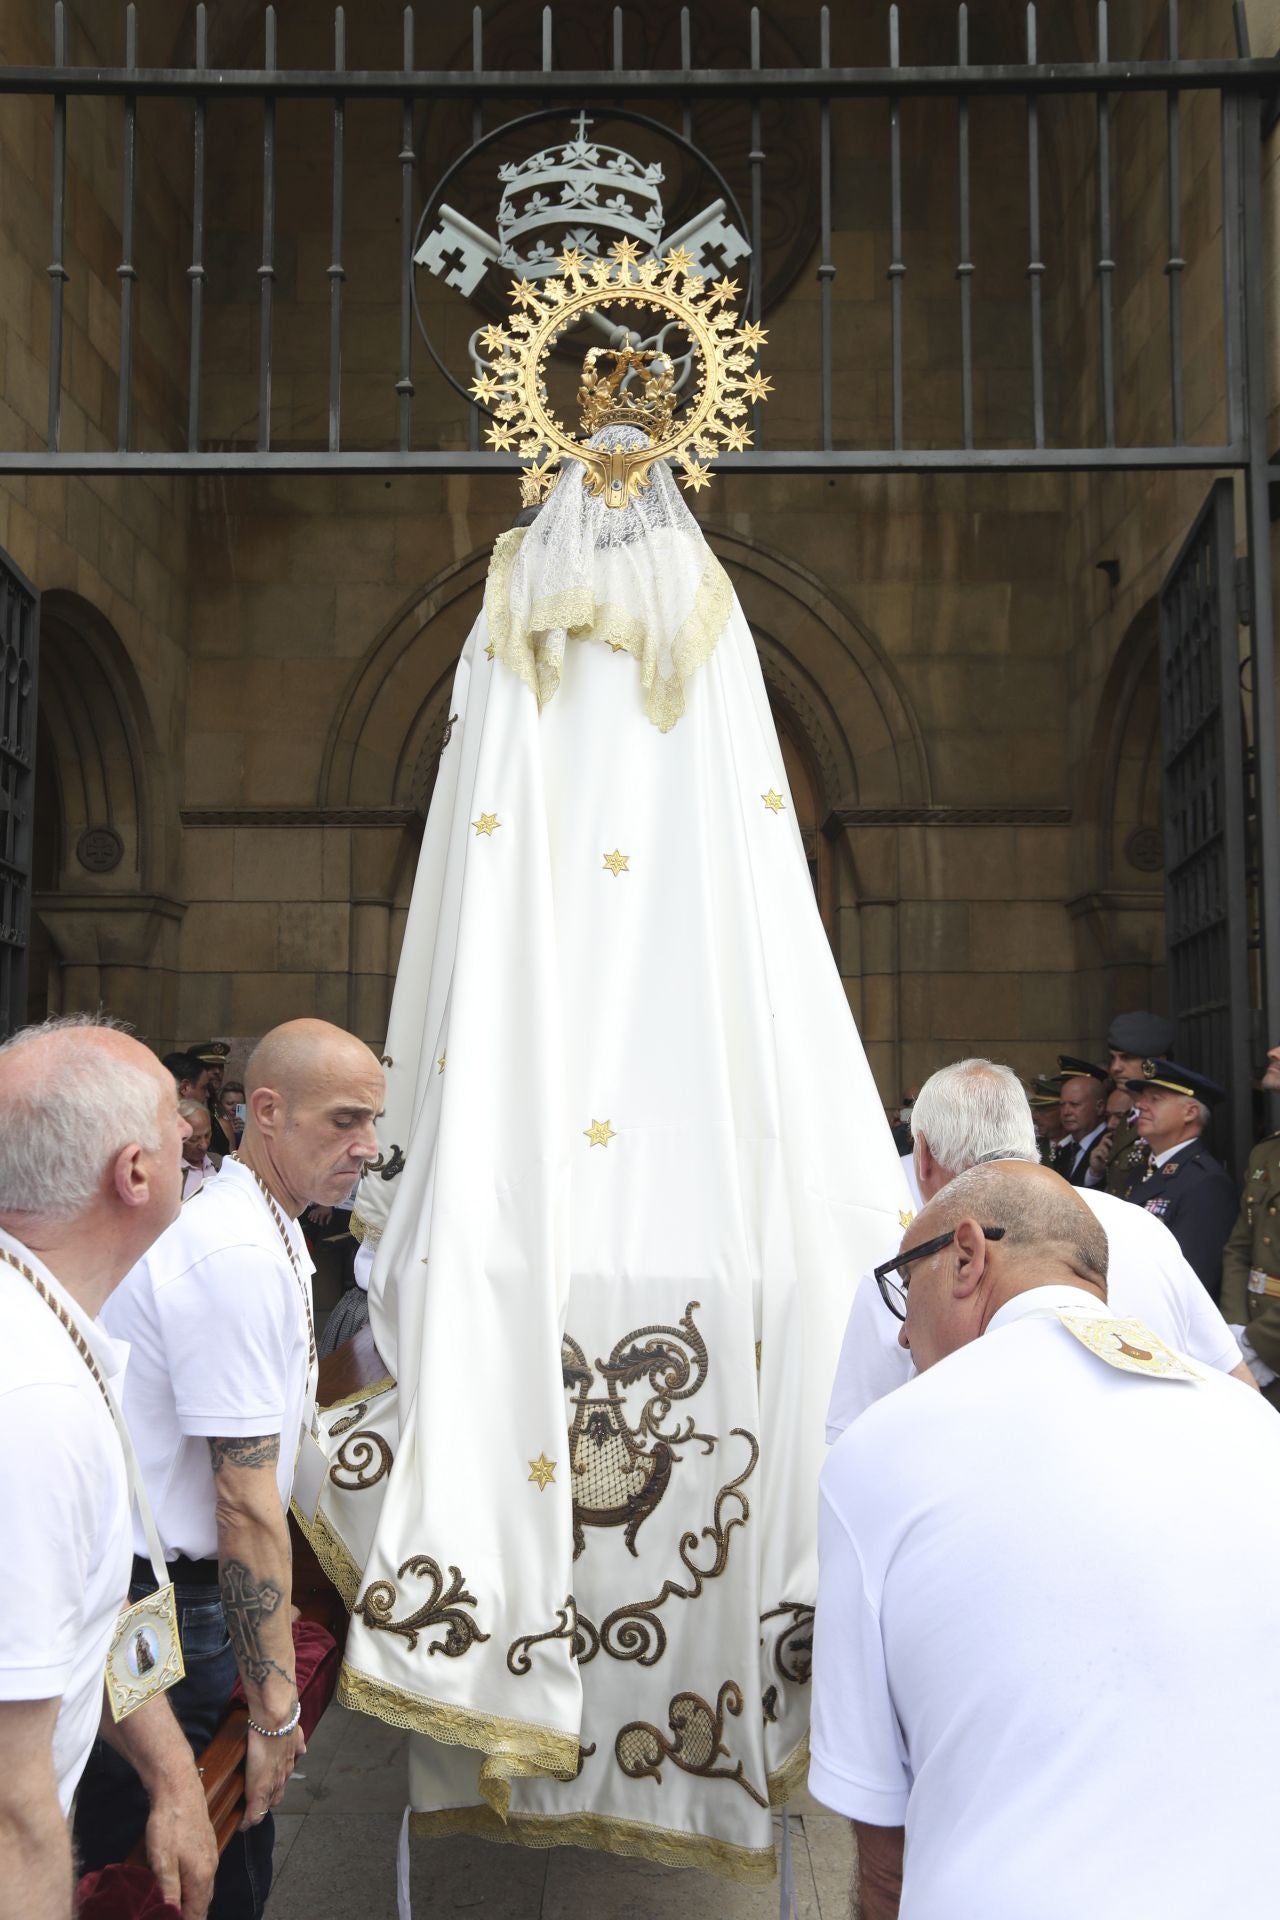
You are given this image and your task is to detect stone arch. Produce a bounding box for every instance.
[31,591,182,1028]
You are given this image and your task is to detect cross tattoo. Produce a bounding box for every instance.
[219,1558,287,1691]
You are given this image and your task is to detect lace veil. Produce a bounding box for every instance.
[484,424,732,732]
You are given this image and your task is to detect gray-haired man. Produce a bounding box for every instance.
[826,1056,1253,1437]
[0,1017,215,1920]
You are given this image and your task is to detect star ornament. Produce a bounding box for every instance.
[584,1118,616,1148]
[472,812,500,836]
[528,1453,557,1491]
[603,849,630,877]
[762,789,786,813]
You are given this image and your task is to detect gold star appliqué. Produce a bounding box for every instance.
[762,790,785,813]
[899,1208,915,1229]
[472,812,500,836]
[485,641,496,660]
[608,640,626,653]
[437,1052,447,1074]
[603,850,630,877]
[584,1119,616,1148]
[528,1453,557,1491]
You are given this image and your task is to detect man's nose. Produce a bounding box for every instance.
[897,1324,911,1350]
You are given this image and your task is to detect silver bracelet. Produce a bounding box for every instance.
[246,1699,301,1739]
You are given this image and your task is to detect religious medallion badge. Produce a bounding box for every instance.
[105,1582,185,1722]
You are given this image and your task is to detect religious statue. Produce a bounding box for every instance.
[297,242,909,1886]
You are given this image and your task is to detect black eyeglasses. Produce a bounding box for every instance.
[873,1225,1007,1321]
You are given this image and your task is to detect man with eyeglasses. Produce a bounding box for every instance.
[810,1160,1280,1920]
[826,1058,1253,1441]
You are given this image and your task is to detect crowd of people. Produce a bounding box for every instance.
[0,1007,1277,1919]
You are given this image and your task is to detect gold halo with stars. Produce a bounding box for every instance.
[470,239,772,511]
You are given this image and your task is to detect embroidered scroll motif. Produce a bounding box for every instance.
[353,1556,490,1657]
[595,1427,759,1666]
[329,1423,394,1492]
[616,1680,767,1807]
[563,1300,713,1560]
[759,1603,815,1686]
[507,1595,601,1676]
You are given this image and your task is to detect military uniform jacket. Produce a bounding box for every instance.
[1103,1120,1149,1199]
[1127,1141,1239,1301]
[1220,1132,1280,1400]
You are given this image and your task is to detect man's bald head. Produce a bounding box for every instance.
[899,1161,1108,1373]
[246,1019,381,1104]
[0,1014,180,1229]
[240,1019,385,1215]
[915,1161,1108,1288]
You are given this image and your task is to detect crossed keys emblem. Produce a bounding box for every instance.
[561,1301,713,1560]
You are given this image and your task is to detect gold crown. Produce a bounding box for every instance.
[577,346,679,439]
[471,239,771,509]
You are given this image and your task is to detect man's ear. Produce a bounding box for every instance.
[249,1085,280,1136]
[950,1217,989,1300]
[112,1142,150,1211]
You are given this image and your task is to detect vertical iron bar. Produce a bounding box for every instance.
[328,7,345,454]
[1240,90,1280,1132]
[1026,2,1045,448]
[956,4,973,450]
[1164,0,1184,443]
[680,9,692,144]
[818,6,834,453]
[469,6,482,453]
[613,6,623,69]
[116,3,138,450]
[542,6,552,71]
[749,8,765,438]
[396,7,415,451]
[257,6,277,453]
[888,5,904,452]
[46,1,67,452]
[1220,91,1246,452]
[186,3,207,449]
[1096,0,1116,447]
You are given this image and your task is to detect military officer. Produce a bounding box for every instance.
[1124,1058,1238,1300]
[1220,1042,1280,1409]
[1099,1010,1174,1198]
[187,1041,231,1155]
[1047,1055,1111,1185]
[1028,1078,1067,1167]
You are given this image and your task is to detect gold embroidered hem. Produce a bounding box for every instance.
[319,1373,396,1414]
[484,528,732,733]
[336,1659,581,1787]
[407,1802,778,1883]
[348,1209,382,1247]
[767,1733,810,1808]
[291,1504,363,1611]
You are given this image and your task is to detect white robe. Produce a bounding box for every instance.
[300,462,909,1881]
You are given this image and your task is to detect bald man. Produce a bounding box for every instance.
[77,1021,383,1920]
[810,1163,1280,1920]
[0,1016,215,1920]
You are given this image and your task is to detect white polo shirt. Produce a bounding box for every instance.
[825,1182,1244,1438]
[811,1285,1280,1918]
[102,1159,315,1561]
[0,1229,132,1813]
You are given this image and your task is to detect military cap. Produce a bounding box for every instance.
[1122,1057,1225,1107]
[187,1040,231,1066]
[1106,1010,1176,1058]
[1027,1076,1062,1108]
[1054,1054,1110,1086]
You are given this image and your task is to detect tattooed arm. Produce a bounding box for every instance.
[208,1434,305,1828]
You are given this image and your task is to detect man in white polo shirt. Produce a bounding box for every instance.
[0,1016,215,1920]
[76,1018,383,1920]
[810,1161,1280,1919]
[826,1057,1253,1438]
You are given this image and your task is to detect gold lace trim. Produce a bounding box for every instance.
[336,1658,581,1799]
[766,1732,810,1808]
[320,1373,396,1413]
[407,1802,777,1884]
[292,1504,363,1611]
[484,527,732,734]
[348,1209,381,1247]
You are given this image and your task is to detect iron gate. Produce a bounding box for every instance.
[0,552,40,1041]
